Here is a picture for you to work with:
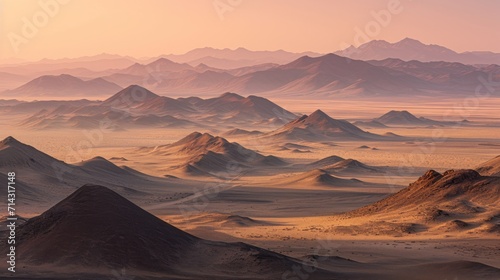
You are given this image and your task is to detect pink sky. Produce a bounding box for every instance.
[1,0,499,61]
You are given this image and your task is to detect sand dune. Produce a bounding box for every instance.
[5,185,336,279]
[173,212,278,228]
[144,132,287,176]
[324,159,382,174]
[0,172,42,205]
[0,136,195,208]
[305,155,345,169]
[373,110,462,127]
[476,155,500,176]
[279,169,364,188]
[0,136,68,173]
[338,169,500,235]
[349,169,499,215]
[266,109,386,141]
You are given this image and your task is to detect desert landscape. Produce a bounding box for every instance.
[0,1,499,279]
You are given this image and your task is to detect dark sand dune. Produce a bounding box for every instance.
[3,185,338,279]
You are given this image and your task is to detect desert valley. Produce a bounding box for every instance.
[0,1,500,279]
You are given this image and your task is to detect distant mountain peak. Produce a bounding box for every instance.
[398,37,423,44]
[299,109,336,125]
[333,38,500,64]
[219,92,244,100]
[102,85,159,107]
[309,109,330,119]
[150,57,180,65]
[123,84,155,92]
[363,39,391,47]
[387,110,413,116]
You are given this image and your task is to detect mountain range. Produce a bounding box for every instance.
[155,47,322,69]
[337,38,500,65]
[3,39,500,98]
[2,44,500,98]
[2,74,122,98]
[12,85,298,130]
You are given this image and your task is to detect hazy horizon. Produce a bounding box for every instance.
[1,0,500,61]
